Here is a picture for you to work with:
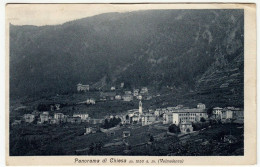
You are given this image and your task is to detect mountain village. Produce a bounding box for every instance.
[10,82,244,155]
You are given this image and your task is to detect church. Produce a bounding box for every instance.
[123,100,156,126]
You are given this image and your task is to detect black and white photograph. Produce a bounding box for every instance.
[5,3,256,165]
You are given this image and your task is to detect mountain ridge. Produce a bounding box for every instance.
[9,9,244,107]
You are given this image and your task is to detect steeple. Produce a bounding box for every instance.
[139,100,142,115]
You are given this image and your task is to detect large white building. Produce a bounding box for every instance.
[172,108,208,125]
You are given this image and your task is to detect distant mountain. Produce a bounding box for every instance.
[9,9,244,107]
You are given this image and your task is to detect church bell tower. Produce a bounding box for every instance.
[139,100,142,115]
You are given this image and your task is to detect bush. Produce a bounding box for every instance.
[150,135,154,142]
[168,124,180,133]
[103,117,121,129]
[200,117,206,122]
[192,122,209,131]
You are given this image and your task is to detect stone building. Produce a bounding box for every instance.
[180,121,193,133]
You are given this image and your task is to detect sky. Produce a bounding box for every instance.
[6,3,245,26]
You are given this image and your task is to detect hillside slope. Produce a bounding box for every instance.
[9,9,244,107]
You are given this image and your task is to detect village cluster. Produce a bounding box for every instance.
[10,82,245,156]
[77,82,152,101]
[12,82,244,137]
[13,103,244,136]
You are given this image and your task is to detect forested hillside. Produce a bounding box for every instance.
[9,9,244,107]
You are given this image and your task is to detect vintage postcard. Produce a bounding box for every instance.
[5,3,256,166]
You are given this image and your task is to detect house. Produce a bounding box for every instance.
[130,115,140,123]
[224,135,237,143]
[148,109,155,114]
[73,113,89,121]
[106,131,116,136]
[55,104,61,110]
[12,120,21,126]
[180,121,193,133]
[120,82,124,88]
[137,95,142,100]
[167,107,176,111]
[125,91,132,95]
[154,109,163,117]
[220,83,229,88]
[14,106,27,111]
[67,116,82,124]
[123,131,131,138]
[176,105,184,109]
[141,114,156,126]
[50,118,58,124]
[161,108,168,114]
[54,113,64,119]
[39,113,49,123]
[221,107,244,121]
[144,95,152,100]
[163,113,173,124]
[43,111,49,115]
[140,87,148,94]
[212,107,223,119]
[115,95,122,100]
[122,95,133,102]
[222,109,233,119]
[54,113,64,123]
[85,127,92,135]
[77,83,90,92]
[89,119,104,124]
[84,126,94,135]
[133,89,139,96]
[50,105,55,111]
[100,92,116,100]
[232,108,244,120]
[91,127,99,133]
[111,86,116,91]
[32,110,40,116]
[121,115,131,124]
[23,114,35,123]
[86,98,95,105]
[109,115,115,119]
[197,103,206,109]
